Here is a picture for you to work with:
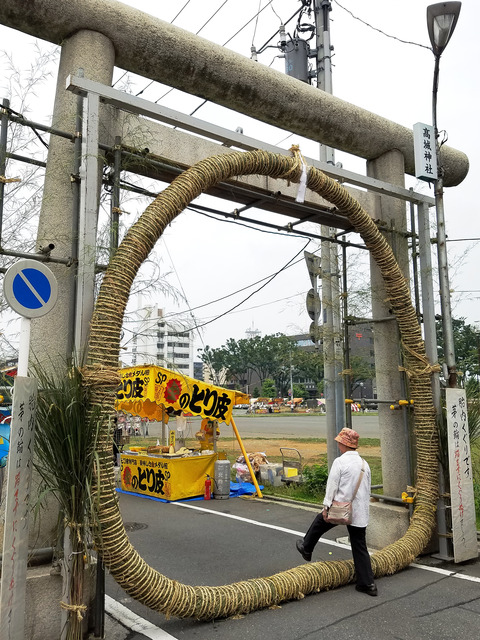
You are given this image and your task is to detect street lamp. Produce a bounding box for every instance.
[427,2,462,388]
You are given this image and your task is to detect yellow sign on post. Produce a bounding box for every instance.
[120,452,216,501]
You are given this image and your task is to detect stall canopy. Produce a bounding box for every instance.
[116,365,249,425]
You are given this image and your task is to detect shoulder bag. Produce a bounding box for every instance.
[324,459,365,525]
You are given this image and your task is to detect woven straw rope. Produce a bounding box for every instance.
[85,149,438,619]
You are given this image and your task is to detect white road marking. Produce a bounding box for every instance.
[171,500,480,583]
[108,498,480,637]
[105,595,177,639]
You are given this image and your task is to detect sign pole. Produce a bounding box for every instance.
[1,259,58,637]
[17,317,31,377]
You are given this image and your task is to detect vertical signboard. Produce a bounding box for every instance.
[445,388,478,563]
[0,376,38,639]
[413,122,438,182]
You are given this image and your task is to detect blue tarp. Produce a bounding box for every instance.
[116,481,262,503]
[0,423,10,468]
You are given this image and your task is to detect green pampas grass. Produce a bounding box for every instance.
[34,363,106,640]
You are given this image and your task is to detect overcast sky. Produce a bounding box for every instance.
[0,0,478,358]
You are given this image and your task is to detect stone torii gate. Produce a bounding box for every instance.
[0,0,469,618]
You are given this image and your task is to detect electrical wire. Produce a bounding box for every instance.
[188,1,275,116]
[6,106,49,149]
[174,238,312,334]
[121,238,314,341]
[112,70,129,88]
[255,6,303,54]
[122,288,307,343]
[154,1,232,106]
[252,0,264,46]
[116,176,337,244]
[121,246,317,325]
[333,0,432,51]
[161,238,207,350]
[171,0,193,23]
[223,0,274,47]
[195,0,231,34]
[187,205,313,240]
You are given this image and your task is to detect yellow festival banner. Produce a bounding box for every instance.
[116,365,249,425]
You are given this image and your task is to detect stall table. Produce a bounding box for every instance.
[116,365,262,499]
[120,451,216,501]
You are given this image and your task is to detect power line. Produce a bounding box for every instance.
[122,247,316,324]
[251,0,264,46]
[176,238,312,334]
[122,238,315,337]
[255,6,303,54]
[171,0,193,23]
[155,1,278,114]
[224,0,274,47]
[161,238,208,354]
[195,0,231,35]
[112,70,129,88]
[186,205,311,240]
[333,0,431,51]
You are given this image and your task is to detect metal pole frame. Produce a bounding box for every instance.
[418,199,453,559]
[74,90,101,356]
[432,53,457,388]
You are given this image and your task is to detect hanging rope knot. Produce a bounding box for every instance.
[280,144,307,187]
[400,343,441,378]
[60,601,87,621]
[81,365,121,389]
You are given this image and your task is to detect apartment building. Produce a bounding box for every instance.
[127,305,194,377]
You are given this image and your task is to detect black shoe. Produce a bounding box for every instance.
[355,583,378,596]
[296,540,312,562]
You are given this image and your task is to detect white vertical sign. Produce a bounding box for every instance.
[413,122,438,182]
[445,388,478,563]
[0,376,38,640]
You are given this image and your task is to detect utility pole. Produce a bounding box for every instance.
[314,0,344,466]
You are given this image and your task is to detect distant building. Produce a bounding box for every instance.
[290,322,376,399]
[126,305,194,377]
[348,323,376,400]
[193,361,204,381]
[289,333,319,398]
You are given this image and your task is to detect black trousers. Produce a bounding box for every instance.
[303,512,375,586]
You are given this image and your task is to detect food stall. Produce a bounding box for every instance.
[116,365,262,501]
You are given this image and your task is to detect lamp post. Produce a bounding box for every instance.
[427,2,462,388]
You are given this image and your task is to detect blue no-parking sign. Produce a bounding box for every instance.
[3,259,58,318]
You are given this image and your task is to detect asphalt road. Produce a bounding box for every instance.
[106,491,480,640]
[229,412,380,439]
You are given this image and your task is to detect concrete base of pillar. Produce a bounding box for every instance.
[24,564,95,639]
[366,501,410,549]
[25,567,63,640]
